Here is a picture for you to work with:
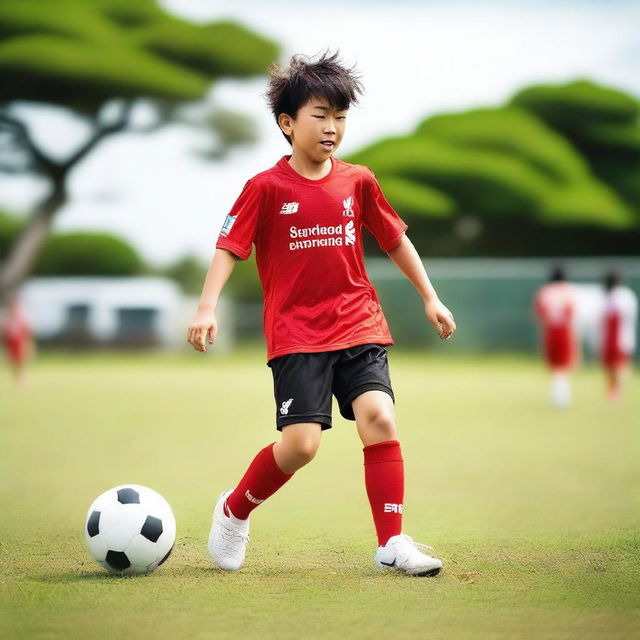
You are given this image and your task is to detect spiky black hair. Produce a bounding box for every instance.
[263,48,364,145]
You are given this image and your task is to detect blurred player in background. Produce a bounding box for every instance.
[600,270,637,403]
[534,266,578,408]
[2,292,33,385]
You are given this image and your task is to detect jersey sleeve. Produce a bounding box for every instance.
[215,179,262,260]
[361,167,408,252]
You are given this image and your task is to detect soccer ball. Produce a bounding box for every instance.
[85,484,176,576]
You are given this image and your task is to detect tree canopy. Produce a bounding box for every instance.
[0,0,278,114]
[345,80,640,256]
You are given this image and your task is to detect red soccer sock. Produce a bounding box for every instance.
[363,440,404,546]
[225,442,293,520]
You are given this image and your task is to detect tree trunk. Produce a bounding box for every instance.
[0,104,132,305]
[0,177,67,302]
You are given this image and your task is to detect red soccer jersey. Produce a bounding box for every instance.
[3,304,31,362]
[534,282,577,368]
[216,154,408,360]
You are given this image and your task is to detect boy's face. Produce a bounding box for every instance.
[279,95,347,160]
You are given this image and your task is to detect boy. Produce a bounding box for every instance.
[600,269,637,403]
[534,266,577,408]
[2,292,33,386]
[187,50,456,576]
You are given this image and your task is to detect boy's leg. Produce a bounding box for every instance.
[209,423,321,571]
[606,365,622,403]
[226,422,322,519]
[333,344,441,576]
[353,389,441,576]
[331,344,401,545]
[210,350,334,571]
[550,367,571,408]
[225,347,334,520]
[352,390,402,546]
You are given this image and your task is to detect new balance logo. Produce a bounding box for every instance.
[280,202,299,214]
[280,398,293,415]
[245,490,264,505]
[345,220,355,246]
[342,195,354,217]
[384,503,403,514]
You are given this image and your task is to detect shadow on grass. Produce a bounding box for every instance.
[30,565,252,584]
[31,564,410,584]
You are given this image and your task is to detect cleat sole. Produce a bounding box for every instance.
[412,567,442,577]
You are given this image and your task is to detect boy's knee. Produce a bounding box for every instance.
[280,423,321,468]
[364,410,397,440]
[292,439,319,465]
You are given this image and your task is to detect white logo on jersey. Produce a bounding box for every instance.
[280,398,293,415]
[345,220,355,245]
[342,195,354,217]
[220,214,236,237]
[286,222,358,251]
[280,202,299,214]
[384,503,403,514]
[289,225,344,250]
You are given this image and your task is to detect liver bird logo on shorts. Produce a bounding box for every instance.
[280,398,293,415]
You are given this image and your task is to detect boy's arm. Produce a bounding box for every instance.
[186,248,238,352]
[386,234,456,340]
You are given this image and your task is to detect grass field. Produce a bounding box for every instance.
[1,347,638,639]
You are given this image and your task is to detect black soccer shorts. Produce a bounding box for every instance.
[266,343,395,431]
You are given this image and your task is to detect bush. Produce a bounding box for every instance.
[34,231,144,276]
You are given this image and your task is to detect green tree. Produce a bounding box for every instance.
[345,81,640,256]
[511,80,640,216]
[0,0,278,299]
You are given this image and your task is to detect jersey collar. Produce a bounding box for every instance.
[277,154,336,185]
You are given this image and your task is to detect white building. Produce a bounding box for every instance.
[18,277,233,350]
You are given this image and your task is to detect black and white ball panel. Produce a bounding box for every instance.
[141,515,163,542]
[86,510,100,537]
[117,487,141,504]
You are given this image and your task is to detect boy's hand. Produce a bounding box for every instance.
[187,306,217,352]
[425,299,456,340]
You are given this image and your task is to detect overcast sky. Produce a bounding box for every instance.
[1,0,639,266]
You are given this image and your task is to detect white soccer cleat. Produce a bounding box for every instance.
[207,489,250,571]
[374,534,442,577]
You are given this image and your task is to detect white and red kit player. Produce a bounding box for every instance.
[600,270,637,402]
[534,268,578,407]
[2,293,33,385]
